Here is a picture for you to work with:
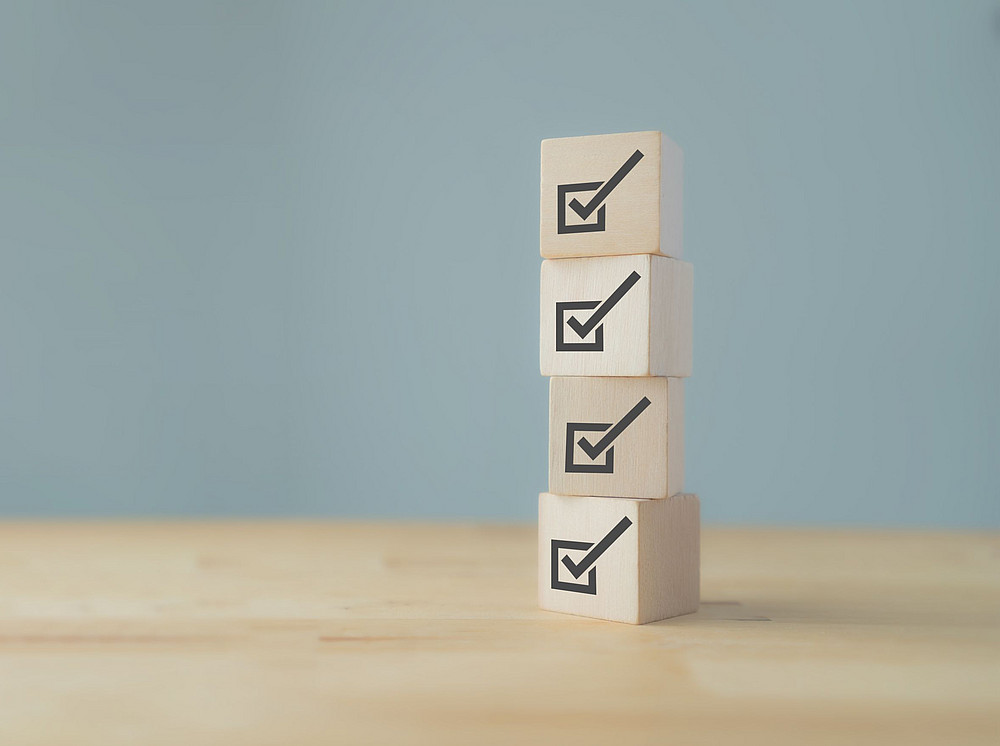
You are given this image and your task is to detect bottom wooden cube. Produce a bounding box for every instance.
[538,492,699,625]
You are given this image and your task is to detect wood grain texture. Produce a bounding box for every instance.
[549,376,684,499]
[539,492,699,624]
[540,130,683,258]
[540,254,693,377]
[0,522,997,745]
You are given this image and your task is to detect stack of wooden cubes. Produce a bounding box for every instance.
[537,131,699,625]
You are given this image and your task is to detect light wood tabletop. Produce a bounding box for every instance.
[0,522,996,745]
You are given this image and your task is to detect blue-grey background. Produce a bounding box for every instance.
[1,1,997,525]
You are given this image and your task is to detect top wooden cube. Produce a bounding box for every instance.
[540,131,683,259]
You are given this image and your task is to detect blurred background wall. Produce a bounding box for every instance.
[0,1,997,525]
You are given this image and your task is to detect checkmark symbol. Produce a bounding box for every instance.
[565,271,642,339]
[576,397,651,460]
[567,149,644,220]
[560,517,633,579]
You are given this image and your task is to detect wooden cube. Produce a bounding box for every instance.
[540,130,683,259]
[540,254,693,377]
[538,492,700,624]
[549,376,683,499]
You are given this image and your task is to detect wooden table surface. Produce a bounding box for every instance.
[0,522,997,745]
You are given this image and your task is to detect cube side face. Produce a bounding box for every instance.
[538,492,642,624]
[548,377,683,499]
[540,131,666,258]
[649,256,694,378]
[636,494,700,624]
[667,379,685,499]
[660,133,684,260]
[540,255,653,377]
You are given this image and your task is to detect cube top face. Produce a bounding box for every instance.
[549,376,684,500]
[540,131,683,259]
[540,254,693,378]
[538,492,700,624]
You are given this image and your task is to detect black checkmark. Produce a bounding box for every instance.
[565,271,642,339]
[568,149,644,220]
[560,517,633,579]
[576,397,651,460]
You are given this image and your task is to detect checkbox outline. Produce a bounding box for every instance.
[557,182,605,234]
[550,539,597,594]
[565,422,614,474]
[555,300,604,352]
